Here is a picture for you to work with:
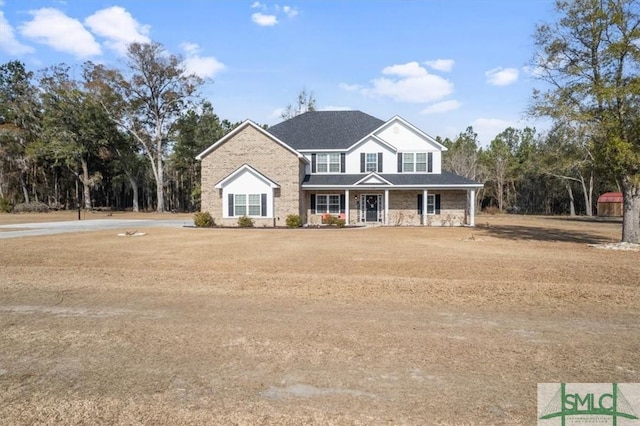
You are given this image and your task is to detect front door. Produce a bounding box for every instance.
[364,194,379,222]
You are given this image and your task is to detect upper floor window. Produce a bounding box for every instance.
[360,152,383,173]
[366,153,378,172]
[398,152,433,173]
[318,153,340,173]
[404,152,426,172]
[312,153,345,173]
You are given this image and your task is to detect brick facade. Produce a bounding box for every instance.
[200,125,305,227]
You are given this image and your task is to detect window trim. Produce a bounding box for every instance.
[365,153,378,172]
[228,192,267,217]
[316,153,341,174]
[314,194,344,215]
[315,194,341,215]
[426,194,435,215]
[417,193,440,215]
[360,152,383,173]
[403,152,415,172]
[415,153,427,172]
[400,152,433,173]
[234,194,247,216]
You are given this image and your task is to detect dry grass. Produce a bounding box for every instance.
[0,210,193,225]
[0,214,638,425]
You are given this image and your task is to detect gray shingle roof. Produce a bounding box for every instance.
[302,171,482,187]
[266,110,385,150]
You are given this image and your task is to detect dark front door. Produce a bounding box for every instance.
[365,195,378,222]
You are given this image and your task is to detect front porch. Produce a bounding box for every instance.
[305,189,477,226]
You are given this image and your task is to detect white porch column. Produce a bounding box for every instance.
[422,189,428,226]
[384,189,389,225]
[305,191,310,226]
[469,189,476,226]
[345,189,350,224]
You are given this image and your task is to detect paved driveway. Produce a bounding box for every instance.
[0,219,191,239]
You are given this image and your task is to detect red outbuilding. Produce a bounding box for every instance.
[597,192,623,217]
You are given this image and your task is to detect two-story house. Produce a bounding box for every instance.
[197,110,483,227]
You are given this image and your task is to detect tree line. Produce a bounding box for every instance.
[0,51,616,217]
[0,43,239,213]
[439,124,608,216]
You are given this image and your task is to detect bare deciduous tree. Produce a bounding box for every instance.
[85,42,204,212]
[280,88,316,120]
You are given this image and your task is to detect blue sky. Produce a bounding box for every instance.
[0,0,556,145]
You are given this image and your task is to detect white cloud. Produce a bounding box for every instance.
[181,43,225,78]
[183,56,225,78]
[181,42,199,56]
[282,5,299,18]
[382,62,428,78]
[485,67,519,86]
[250,4,298,26]
[358,61,453,103]
[0,11,35,55]
[252,12,278,26]
[471,118,517,145]
[339,83,362,92]
[19,8,101,58]
[85,6,150,55]
[424,59,454,72]
[420,100,461,114]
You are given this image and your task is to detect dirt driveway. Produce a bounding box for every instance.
[0,211,192,239]
[0,214,638,424]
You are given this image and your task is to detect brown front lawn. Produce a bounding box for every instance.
[0,214,638,424]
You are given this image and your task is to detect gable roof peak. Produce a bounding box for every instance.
[196,119,306,161]
[378,115,448,151]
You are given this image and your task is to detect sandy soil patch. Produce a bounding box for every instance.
[589,241,640,251]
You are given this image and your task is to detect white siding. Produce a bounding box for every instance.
[346,137,396,174]
[375,121,443,173]
[303,117,445,175]
[376,121,439,150]
[220,169,273,217]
